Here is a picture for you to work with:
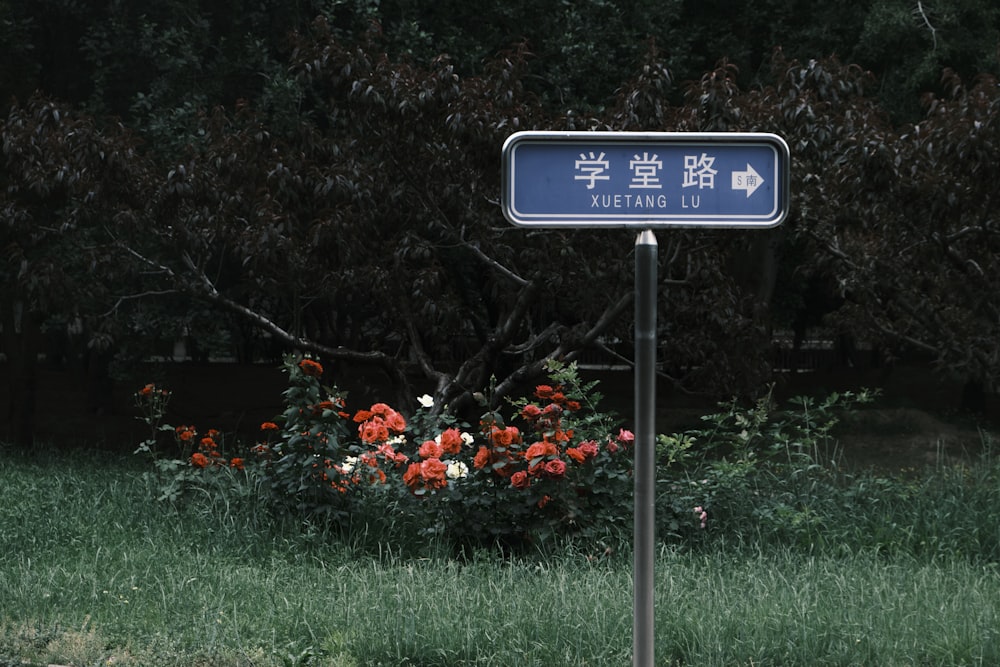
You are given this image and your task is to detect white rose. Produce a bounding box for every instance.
[341,456,358,474]
[445,460,468,480]
[417,394,434,408]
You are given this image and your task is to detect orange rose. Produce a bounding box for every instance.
[525,441,557,461]
[438,428,464,455]
[472,446,491,470]
[490,426,521,447]
[190,452,209,468]
[298,358,324,377]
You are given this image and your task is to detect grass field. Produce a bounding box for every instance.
[2,446,999,666]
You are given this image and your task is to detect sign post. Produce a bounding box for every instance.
[501,131,789,667]
[633,229,657,667]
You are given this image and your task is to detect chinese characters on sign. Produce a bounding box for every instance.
[681,153,717,189]
[574,151,609,189]
[502,131,789,228]
[574,151,719,192]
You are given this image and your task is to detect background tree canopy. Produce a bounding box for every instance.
[2,0,1000,445]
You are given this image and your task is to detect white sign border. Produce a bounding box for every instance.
[501,131,790,229]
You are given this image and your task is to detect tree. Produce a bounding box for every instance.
[0,95,149,445]
[805,68,1000,401]
[112,20,639,414]
[853,0,1000,121]
[110,21,801,417]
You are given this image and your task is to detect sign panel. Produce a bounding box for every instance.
[501,131,789,228]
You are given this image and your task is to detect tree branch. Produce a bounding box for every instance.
[103,289,180,317]
[489,289,634,407]
[122,241,410,392]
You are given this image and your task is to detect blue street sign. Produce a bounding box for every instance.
[501,131,789,228]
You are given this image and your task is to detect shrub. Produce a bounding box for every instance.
[655,387,879,547]
[135,356,641,551]
[443,362,637,548]
[132,382,264,526]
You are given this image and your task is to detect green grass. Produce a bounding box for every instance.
[2,447,999,666]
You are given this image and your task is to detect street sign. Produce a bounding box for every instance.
[501,131,789,229]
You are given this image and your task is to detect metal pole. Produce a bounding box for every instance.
[633,229,657,667]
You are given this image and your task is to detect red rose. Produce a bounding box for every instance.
[358,418,389,443]
[544,459,567,478]
[511,470,531,489]
[473,446,491,470]
[385,411,407,433]
[438,428,464,455]
[534,385,555,399]
[418,440,443,460]
[190,452,209,468]
[402,462,422,488]
[298,358,324,377]
[521,404,542,420]
[377,443,409,466]
[578,440,599,459]
[370,402,393,416]
[420,458,448,489]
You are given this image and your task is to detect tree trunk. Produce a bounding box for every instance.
[2,299,40,449]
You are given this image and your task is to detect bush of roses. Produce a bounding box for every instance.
[133,383,254,505]
[448,367,636,547]
[137,355,636,548]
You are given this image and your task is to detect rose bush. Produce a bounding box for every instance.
[448,363,637,547]
[132,384,252,505]
[135,355,639,549]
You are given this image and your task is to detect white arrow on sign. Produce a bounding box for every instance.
[731,164,764,197]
